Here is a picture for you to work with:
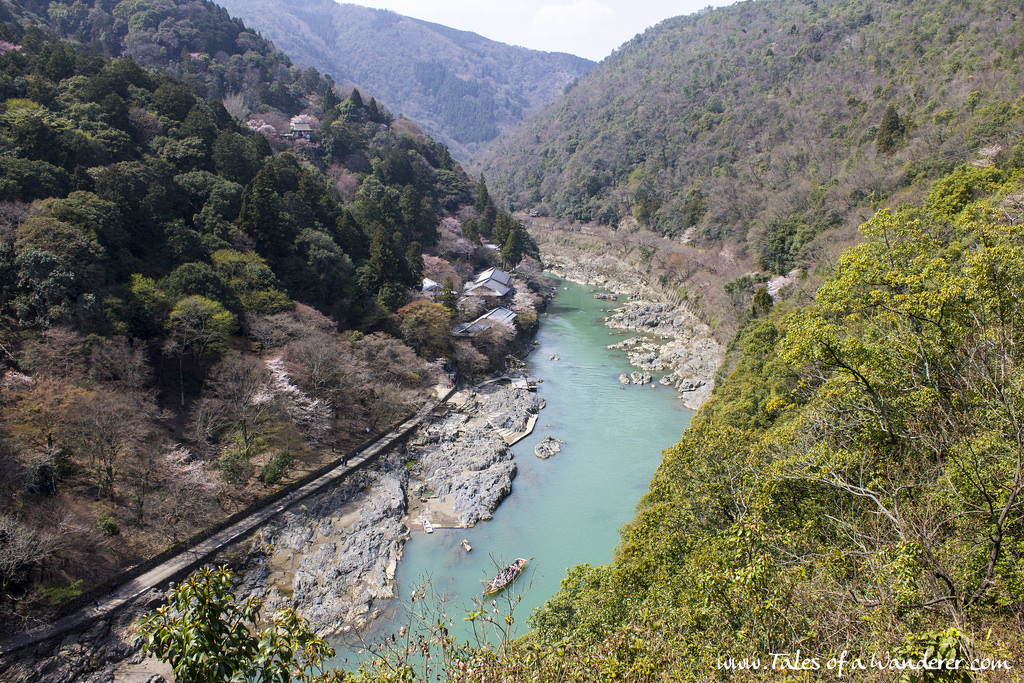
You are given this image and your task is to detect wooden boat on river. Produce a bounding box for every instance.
[482,558,527,595]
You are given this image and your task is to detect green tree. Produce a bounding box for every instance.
[293,229,353,308]
[398,184,420,240]
[166,295,237,406]
[211,248,290,314]
[460,217,480,243]
[474,174,491,216]
[501,227,528,269]
[138,566,349,683]
[756,217,813,274]
[319,85,341,123]
[162,262,230,303]
[211,131,254,185]
[437,276,458,316]
[492,211,515,248]
[151,81,196,121]
[475,174,496,234]
[752,287,773,315]
[348,87,363,109]
[397,300,452,358]
[181,104,218,148]
[404,240,423,287]
[357,224,401,293]
[876,103,904,154]
[236,164,282,255]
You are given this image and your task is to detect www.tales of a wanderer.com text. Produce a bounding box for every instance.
[716,651,1013,678]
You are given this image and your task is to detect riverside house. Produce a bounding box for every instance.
[453,307,517,337]
[464,267,512,299]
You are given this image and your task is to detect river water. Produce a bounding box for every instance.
[333,278,693,661]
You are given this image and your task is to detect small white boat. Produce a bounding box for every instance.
[460,539,472,552]
[423,519,434,534]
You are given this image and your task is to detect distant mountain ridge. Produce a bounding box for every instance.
[215,0,595,162]
[483,0,1024,273]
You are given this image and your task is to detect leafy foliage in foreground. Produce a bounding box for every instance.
[139,566,351,683]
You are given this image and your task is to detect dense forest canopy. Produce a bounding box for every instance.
[484,0,1024,274]
[0,22,462,333]
[1,0,331,116]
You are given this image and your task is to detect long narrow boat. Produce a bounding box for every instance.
[482,558,527,595]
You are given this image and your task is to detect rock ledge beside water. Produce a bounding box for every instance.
[236,383,543,637]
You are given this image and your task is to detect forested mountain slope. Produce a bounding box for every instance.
[0,9,536,637]
[485,0,1024,275]
[0,0,336,118]
[215,0,595,162]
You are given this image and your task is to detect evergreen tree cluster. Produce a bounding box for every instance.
[3,0,332,116]
[463,174,536,269]
[0,24,469,357]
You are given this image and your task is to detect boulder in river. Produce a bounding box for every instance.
[534,435,565,459]
[618,372,630,385]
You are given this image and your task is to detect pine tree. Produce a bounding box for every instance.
[501,227,528,269]
[334,209,367,261]
[236,165,280,255]
[492,212,516,249]
[475,174,491,217]
[349,88,364,110]
[438,277,458,316]
[404,241,423,287]
[367,97,387,124]
[876,103,904,154]
[399,185,420,240]
[181,104,217,147]
[319,85,341,123]
[359,223,401,295]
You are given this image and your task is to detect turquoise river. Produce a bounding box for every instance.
[334,277,694,662]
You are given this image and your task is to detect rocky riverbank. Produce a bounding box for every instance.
[233,382,543,638]
[543,254,646,297]
[604,302,722,409]
[544,257,723,410]
[237,458,409,636]
[0,382,543,680]
[0,593,171,683]
[407,384,544,529]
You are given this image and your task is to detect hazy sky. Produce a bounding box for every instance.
[333,0,740,62]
